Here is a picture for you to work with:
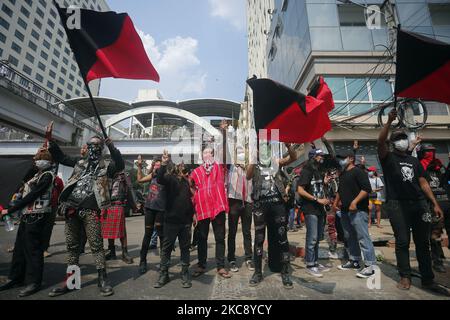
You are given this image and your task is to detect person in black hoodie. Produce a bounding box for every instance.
[154,150,195,289]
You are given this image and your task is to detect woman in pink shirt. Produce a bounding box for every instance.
[191,146,230,279]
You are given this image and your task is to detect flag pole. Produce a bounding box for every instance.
[84,81,108,139]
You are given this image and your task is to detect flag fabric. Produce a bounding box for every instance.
[309,76,335,113]
[54,3,159,84]
[247,77,333,144]
[395,29,450,105]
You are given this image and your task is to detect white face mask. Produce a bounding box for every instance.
[35,160,51,170]
[394,139,409,152]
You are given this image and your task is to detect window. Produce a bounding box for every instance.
[50,9,57,19]
[47,81,54,89]
[53,49,60,58]
[51,59,58,68]
[0,17,10,30]
[63,57,69,65]
[370,78,393,101]
[338,5,366,27]
[24,0,32,7]
[15,30,25,42]
[20,6,30,18]
[43,39,50,49]
[38,62,46,71]
[31,29,40,40]
[11,42,21,54]
[37,7,45,19]
[39,0,47,8]
[69,74,75,81]
[49,70,56,78]
[57,88,63,95]
[68,83,73,91]
[23,64,32,76]
[8,0,16,5]
[346,77,370,101]
[71,64,77,72]
[268,42,277,61]
[58,29,64,38]
[40,51,48,60]
[59,77,65,85]
[29,41,38,51]
[48,19,55,29]
[36,73,44,83]
[25,53,34,64]
[77,80,82,87]
[429,4,450,26]
[65,48,71,55]
[75,89,80,96]
[34,18,42,29]
[33,85,42,95]
[17,18,27,30]
[61,67,67,75]
[0,32,6,43]
[55,39,62,47]
[45,29,52,39]
[8,55,19,67]
[1,4,13,17]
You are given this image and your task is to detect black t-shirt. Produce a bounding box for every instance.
[338,166,372,213]
[144,176,166,212]
[297,165,326,216]
[380,152,425,201]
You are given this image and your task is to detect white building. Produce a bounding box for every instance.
[0,0,110,100]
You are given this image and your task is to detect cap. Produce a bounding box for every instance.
[308,149,325,159]
[368,166,377,172]
[336,150,354,159]
[390,129,408,142]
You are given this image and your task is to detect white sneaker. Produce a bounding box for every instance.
[306,267,323,278]
[356,266,375,279]
[328,251,339,260]
[317,264,331,273]
[229,261,239,272]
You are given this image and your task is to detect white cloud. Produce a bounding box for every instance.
[136,30,207,98]
[208,0,246,30]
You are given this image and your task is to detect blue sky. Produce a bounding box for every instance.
[99,0,247,103]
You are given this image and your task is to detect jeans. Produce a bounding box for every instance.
[140,208,164,262]
[253,201,290,273]
[384,200,434,284]
[288,208,295,230]
[341,211,377,266]
[160,223,191,271]
[305,214,325,267]
[197,212,226,269]
[227,199,253,262]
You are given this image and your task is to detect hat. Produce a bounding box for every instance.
[368,166,377,172]
[390,129,408,142]
[308,149,325,159]
[336,150,354,159]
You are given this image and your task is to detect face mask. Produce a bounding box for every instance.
[87,143,103,162]
[35,160,51,170]
[394,139,409,152]
[368,172,375,178]
[339,159,349,167]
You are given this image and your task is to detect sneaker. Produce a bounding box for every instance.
[338,261,361,271]
[356,266,375,279]
[306,267,323,278]
[245,260,255,271]
[316,264,331,273]
[328,251,339,260]
[288,228,299,233]
[229,261,239,272]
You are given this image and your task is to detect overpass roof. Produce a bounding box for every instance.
[65,97,241,125]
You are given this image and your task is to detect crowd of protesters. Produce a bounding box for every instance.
[1,114,449,298]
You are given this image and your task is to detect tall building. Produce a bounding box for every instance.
[247,0,450,166]
[0,0,110,101]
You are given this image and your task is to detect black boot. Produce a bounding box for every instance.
[249,257,263,287]
[49,274,75,298]
[105,245,117,261]
[139,259,147,274]
[121,246,134,264]
[181,265,192,288]
[0,279,23,292]
[97,269,114,297]
[281,262,293,289]
[154,268,170,288]
[18,283,41,298]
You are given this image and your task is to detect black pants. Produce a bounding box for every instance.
[42,208,57,251]
[9,214,50,286]
[191,225,199,247]
[253,200,290,273]
[197,212,226,269]
[385,200,434,284]
[160,223,191,270]
[140,208,164,261]
[430,201,449,265]
[227,199,253,262]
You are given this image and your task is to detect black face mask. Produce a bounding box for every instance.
[87,143,103,162]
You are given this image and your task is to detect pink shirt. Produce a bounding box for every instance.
[191,163,229,221]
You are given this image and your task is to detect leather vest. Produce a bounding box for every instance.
[60,158,111,210]
[22,171,55,215]
[252,165,287,201]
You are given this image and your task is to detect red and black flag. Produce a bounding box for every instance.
[54,2,159,84]
[395,29,450,105]
[309,76,335,113]
[247,77,332,144]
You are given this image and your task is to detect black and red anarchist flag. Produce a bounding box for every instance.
[247,77,334,144]
[54,2,159,84]
[395,29,450,105]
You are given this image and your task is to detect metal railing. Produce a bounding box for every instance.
[0,61,99,134]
